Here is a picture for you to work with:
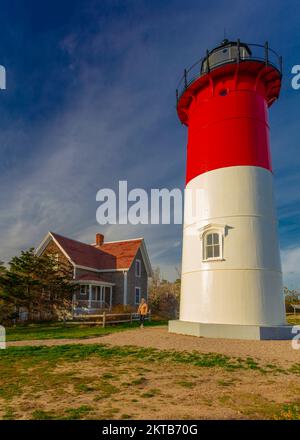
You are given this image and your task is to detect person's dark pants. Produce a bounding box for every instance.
[140,315,146,325]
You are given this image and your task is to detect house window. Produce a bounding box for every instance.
[135,259,141,277]
[80,285,88,296]
[135,287,141,304]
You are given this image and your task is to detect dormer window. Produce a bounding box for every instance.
[199,224,226,262]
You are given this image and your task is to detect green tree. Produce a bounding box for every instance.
[0,262,16,325]
[284,286,300,313]
[148,267,180,318]
[0,249,76,324]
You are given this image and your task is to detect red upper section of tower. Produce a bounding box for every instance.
[176,41,282,185]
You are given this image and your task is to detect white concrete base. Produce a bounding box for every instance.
[169,320,294,340]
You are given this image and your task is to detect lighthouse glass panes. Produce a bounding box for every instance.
[203,232,221,261]
[201,42,251,74]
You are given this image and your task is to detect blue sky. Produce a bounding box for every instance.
[0,0,299,286]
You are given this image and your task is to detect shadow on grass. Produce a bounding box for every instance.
[6,320,168,342]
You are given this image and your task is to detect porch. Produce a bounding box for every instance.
[72,279,115,315]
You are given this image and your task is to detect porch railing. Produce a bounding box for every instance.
[73,299,111,315]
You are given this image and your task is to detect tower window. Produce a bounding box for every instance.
[200,225,226,262]
[204,233,220,259]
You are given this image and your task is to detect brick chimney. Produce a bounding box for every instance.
[95,233,104,247]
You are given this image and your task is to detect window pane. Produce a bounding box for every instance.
[135,288,140,303]
[206,246,213,258]
[206,234,213,245]
[136,260,141,276]
[212,233,219,244]
[213,245,220,257]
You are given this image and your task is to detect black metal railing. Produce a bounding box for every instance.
[176,41,282,104]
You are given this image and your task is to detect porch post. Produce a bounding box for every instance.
[110,286,112,310]
[102,285,105,307]
[72,293,76,318]
[123,271,128,306]
[88,284,92,308]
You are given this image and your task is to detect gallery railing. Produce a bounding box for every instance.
[176,41,282,104]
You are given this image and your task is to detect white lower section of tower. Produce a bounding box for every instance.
[180,166,286,327]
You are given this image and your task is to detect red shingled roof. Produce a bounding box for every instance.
[97,240,143,270]
[51,232,142,271]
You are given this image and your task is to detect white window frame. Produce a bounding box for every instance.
[135,287,141,304]
[135,259,141,277]
[199,223,226,262]
[80,285,88,296]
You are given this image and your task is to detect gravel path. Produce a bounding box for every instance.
[7,326,300,367]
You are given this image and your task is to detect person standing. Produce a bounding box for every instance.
[137,298,148,329]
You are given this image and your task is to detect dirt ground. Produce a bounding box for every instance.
[1,348,300,420]
[3,326,300,419]
[7,326,300,368]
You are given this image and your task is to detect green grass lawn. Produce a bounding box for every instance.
[287,314,300,325]
[6,320,167,342]
[2,315,300,420]
[0,343,288,373]
[6,314,300,342]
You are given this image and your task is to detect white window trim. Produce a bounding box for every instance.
[80,285,87,296]
[135,287,141,304]
[135,259,141,277]
[199,223,226,262]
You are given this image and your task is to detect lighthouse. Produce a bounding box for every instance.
[169,40,292,340]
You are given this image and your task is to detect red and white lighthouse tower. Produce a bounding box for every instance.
[169,40,292,339]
